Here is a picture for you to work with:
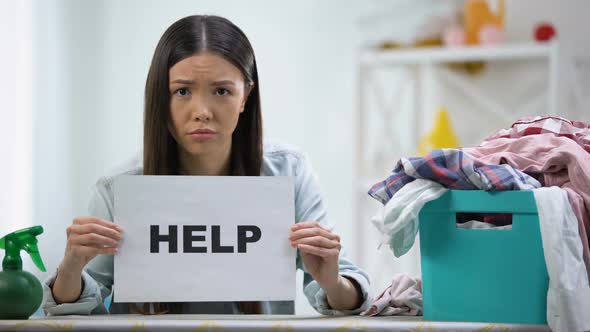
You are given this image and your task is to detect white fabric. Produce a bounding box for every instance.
[361,274,422,316]
[456,220,512,230]
[371,179,447,257]
[533,187,590,332]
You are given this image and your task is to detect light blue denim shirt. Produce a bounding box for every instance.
[42,143,371,316]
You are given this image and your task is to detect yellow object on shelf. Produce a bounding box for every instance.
[417,108,461,156]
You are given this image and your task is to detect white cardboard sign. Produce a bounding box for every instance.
[113,175,295,303]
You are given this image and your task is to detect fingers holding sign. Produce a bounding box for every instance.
[62,217,124,273]
[289,222,341,256]
[288,221,341,287]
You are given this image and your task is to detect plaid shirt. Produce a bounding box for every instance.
[368,149,541,205]
[484,115,590,153]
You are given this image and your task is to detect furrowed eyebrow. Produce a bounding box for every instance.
[210,80,236,87]
[170,79,237,86]
[170,79,195,84]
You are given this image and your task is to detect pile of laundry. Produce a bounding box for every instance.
[361,115,590,332]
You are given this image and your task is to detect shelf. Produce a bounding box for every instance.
[360,42,556,66]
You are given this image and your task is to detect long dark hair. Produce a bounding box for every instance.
[138,15,263,315]
[143,15,263,176]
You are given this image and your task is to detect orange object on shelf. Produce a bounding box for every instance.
[464,0,505,45]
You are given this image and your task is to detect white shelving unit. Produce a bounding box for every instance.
[360,42,557,64]
[353,41,565,280]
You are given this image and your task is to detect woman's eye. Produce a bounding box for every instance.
[215,88,230,96]
[175,88,190,96]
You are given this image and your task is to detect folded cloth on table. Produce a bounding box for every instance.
[361,274,422,316]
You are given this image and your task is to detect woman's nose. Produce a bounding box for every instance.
[191,98,212,122]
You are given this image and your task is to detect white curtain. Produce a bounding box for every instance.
[0,0,33,236]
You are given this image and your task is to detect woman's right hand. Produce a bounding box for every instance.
[60,217,123,273]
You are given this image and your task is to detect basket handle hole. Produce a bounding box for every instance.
[456,213,513,230]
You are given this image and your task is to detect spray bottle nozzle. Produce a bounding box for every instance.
[0,226,46,272]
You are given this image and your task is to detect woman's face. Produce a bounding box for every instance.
[168,52,249,157]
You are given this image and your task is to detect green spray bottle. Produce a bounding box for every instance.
[0,226,46,319]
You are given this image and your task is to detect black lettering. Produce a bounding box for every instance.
[150,225,177,253]
[183,225,207,253]
[212,225,234,253]
[237,225,262,253]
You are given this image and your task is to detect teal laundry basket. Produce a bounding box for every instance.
[419,190,549,324]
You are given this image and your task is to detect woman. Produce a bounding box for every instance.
[42,15,370,315]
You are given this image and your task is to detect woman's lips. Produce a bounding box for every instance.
[189,133,216,140]
[187,129,216,140]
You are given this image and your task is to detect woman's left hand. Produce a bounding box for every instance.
[289,221,341,289]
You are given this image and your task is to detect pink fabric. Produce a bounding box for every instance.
[465,134,590,279]
[361,274,422,316]
[484,115,590,153]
